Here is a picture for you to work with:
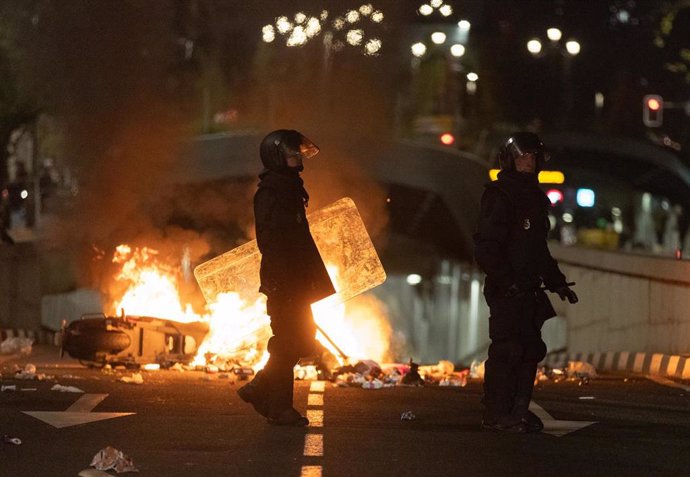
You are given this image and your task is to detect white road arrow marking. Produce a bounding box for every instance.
[23,393,135,429]
[529,401,597,437]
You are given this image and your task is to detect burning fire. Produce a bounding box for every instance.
[109,245,392,370]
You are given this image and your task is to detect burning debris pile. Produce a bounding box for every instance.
[321,359,471,389]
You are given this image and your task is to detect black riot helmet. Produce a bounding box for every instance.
[497,132,550,173]
[259,129,320,171]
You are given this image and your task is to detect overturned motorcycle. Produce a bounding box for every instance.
[59,311,209,369]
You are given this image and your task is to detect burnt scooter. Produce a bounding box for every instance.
[60,310,209,368]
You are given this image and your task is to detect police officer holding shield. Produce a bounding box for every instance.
[238,129,335,426]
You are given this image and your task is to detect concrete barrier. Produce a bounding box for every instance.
[549,243,690,356]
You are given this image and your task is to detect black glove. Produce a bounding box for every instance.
[556,286,578,304]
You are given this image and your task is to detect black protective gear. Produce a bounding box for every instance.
[497,132,550,173]
[474,164,574,431]
[246,147,335,422]
[474,170,567,300]
[556,286,579,304]
[259,129,319,172]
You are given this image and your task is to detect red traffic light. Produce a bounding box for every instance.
[440,133,455,146]
[642,94,663,127]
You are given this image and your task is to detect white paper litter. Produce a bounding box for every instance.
[51,384,85,393]
[118,373,144,385]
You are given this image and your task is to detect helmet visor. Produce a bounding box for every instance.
[298,135,320,159]
[507,137,550,163]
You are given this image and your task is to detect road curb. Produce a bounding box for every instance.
[544,350,690,380]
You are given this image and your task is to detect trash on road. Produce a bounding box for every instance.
[1,385,17,392]
[13,363,50,381]
[419,360,455,379]
[567,361,598,380]
[142,363,160,371]
[470,360,485,380]
[79,468,114,477]
[362,378,385,390]
[51,384,85,393]
[1,435,22,445]
[439,374,468,387]
[90,446,139,473]
[170,362,185,372]
[0,337,33,355]
[400,411,416,421]
[118,373,144,385]
[578,396,596,400]
[401,359,424,386]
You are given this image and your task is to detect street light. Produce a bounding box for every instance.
[418,4,433,16]
[411,42,427,57]
[466,72,478,82]
[458,20,471,32]
[527,39,542,55]
[450,44,465,57]
[546,28,562,42]
[431,32,446,44]
[565,40,581,56]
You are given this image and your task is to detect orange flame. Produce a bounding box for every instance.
[109,245,391,370]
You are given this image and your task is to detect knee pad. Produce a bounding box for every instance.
[488,340,524,364]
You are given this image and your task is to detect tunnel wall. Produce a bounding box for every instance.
[550,243,690,355]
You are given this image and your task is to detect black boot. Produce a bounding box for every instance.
[237,370,269,417]
[481,411,527,433]
[267,407,309,426]
[512,362,542,433]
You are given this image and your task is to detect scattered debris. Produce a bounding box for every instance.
[439,374,468,387]
[294,365,319,381]
[470,360,485,380]
[567,361,597,380]
[362,378,386,390]
[51,384,85,393]
[79,468,114,477]
[170,362,185,372]
[90,446,139,473]
[400,411,416,421]
[60,374,85,380]
[13,363,50,381]
[21,388,37,392]
[233,367,254,381]
[0,337,33,355]
[401,359,424,386]
[2,435,22,445]
[1,385,16,392]
[118,373,144,385]
[578,396,596,400]
[205,365,219,374]
[142,363,160,371]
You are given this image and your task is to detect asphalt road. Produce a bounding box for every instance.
[1,347,689,477]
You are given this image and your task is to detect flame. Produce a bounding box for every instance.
[109,245,391,371]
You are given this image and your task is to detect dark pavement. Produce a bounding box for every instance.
[1,346,689,476]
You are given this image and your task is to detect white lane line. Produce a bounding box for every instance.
[310,381,326,393]
[303,434,323,457]
[307,410,323,427]
[308,394,324,406]
[300,465,322,477]
[646,374,690,392]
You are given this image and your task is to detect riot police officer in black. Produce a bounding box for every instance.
[474,132,578,433]
[238,129,335,426]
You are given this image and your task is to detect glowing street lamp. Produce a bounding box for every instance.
[450,44,465,57]
[418,4,433,16]
[431,31,446,44]
[411,42,427,57]
[546,28,562,42]
[527,38,542,55]
[466,72,478,82]
[565,40,581,56]
[457,20,471,32]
